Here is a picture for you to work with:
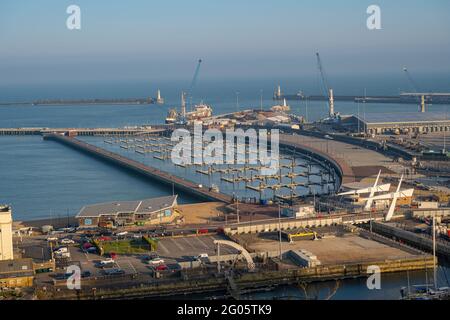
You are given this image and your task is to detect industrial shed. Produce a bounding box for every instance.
[339,112,450,135]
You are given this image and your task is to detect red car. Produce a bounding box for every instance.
[197,229,209,235]
[155,264,168,271]
[98,236,112,242]
[82,242,93,249]
[109,252,117,260]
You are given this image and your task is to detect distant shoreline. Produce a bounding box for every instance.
[0,98,155,107]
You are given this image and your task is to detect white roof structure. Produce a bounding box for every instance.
[76,195,177,219]
[339,171,415,221]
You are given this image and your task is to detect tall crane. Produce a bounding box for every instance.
[187,59,203,110]
[403,67,420,93]
[403,67,425,112]
[316,52,335,117]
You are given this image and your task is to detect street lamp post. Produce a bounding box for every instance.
[278,203,282,260]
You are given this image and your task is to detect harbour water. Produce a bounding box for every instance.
[169,267,450,300]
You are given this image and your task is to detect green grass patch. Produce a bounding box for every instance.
[100,239,150,255]
[142,236,158,251]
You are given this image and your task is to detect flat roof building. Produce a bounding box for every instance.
[76,195,178,228]
[339,112,450,135]
[0,258,34,288]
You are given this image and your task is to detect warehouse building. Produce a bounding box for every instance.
[339,112,450,135]
[76,195,178,228]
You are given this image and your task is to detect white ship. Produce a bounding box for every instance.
[185,103,213,120]
[271,98,290,112]
[165,92,212,124]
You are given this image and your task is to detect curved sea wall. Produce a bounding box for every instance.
[279,135,356,189]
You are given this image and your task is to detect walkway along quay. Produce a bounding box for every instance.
[43,133,233,204]
[0,127,169,136]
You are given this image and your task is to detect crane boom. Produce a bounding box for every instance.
[403,67,420,93]
[403,67,425,111]
[316,52,330,99]
[188,59,202,101]
[316,52,335,116]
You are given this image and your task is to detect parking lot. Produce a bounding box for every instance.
[156,234,238,263]
[53,233,237,278]
[19,230,242,289]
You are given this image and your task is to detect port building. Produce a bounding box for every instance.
[76,195,178,228]
[339,112,450,135]
[0,205,13,261]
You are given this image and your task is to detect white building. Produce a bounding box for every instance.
[0,205,13,261]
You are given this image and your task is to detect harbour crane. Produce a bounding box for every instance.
[187,59,203,110]
[403,67,420,93]
[403,67,426,112]
[316,52,335,117]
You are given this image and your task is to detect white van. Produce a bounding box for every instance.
[100,258,115,266]
[55,252,71,259]
[53,247,68,255]
[195,253,209,260]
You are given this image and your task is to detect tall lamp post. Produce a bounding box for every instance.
[278,203,282,260]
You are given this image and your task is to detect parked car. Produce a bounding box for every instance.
[55,252,71,259]
[53,247,68,255]
[148,258,165,265]
[47,237,58,242]
[103,268,125,276]
[95,259,115,268]
[54,273,72,280]
[195,253,209,260]
[116,231,128,237]
[82,242,93,249]
[100,258,114,265]
[81,271,91,278]
[61,238,75,244]
[154,264,168,271]
[197,229,209,235]
[143,252,159,261]
[109,252,117,260]
[85,247,97,254]
[97,236,112,242]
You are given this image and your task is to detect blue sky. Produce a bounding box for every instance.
[0,0,449,85]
